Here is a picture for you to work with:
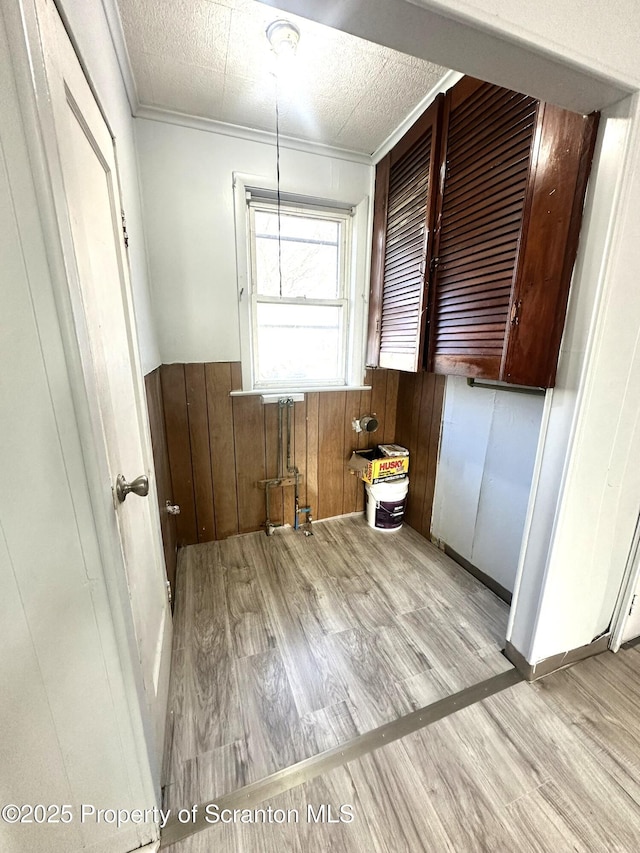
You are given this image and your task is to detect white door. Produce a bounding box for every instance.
[615,513,640,646]
[36,0,171,762]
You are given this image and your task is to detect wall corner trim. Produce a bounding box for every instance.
[371,69,463,165]
[100,0,140,113]
[504,634,610,681]
[133,106,373,166]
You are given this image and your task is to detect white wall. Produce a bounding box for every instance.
[56,0,160,374]
[432,378,544,594]
[134,117,373,364]
[0,4,157,850]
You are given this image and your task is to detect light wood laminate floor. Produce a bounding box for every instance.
[166,647,640,852]
[163,516,511,810]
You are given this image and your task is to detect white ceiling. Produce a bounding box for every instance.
[115,0,449,154]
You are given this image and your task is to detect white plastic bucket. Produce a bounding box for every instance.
[365,477,409,531]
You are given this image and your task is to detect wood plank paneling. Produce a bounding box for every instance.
[161,363,402,543]
[342,390,362,515]
[359,370,373,452]
[161,364,198,545]
[317,392,346,520]
[263,402,284,526]
[282,404,296,528]
[423,374,446,538]
[185,364,216,543]
[306,392,320,523]
[400,374,422,531]
[383,370,399,444]
[205,363,239,540]
[395,371,445,538]
[407,373,436,531]
[230,362,242,391]
[144,367,177,602]
[233,394,266,534]
[294,400,307,512]
[368,368,389,449]
[356,369,373,514]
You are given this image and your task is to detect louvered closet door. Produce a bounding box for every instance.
[373,96,442,372]
[428,78,538,378]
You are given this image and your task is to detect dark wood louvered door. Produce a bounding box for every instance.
[501,104,599,386]
[368,95,443,371]
[427,78,539,379]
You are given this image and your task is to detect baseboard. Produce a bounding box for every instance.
[504,634,610,681]
[193,511,365,543]
[441,544,512,605]
[311,511,365,524]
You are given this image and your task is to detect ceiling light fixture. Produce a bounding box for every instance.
[266,19,300,58]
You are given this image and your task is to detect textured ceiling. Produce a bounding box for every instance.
[116,0,449,154]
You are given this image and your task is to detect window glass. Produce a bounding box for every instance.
[248,200,351,388]
[255,302,342,383]
[254,211,340,299]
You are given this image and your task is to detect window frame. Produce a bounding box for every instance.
[233,173,370,394]
[247,198,353,390]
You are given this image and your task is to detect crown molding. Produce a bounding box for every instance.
[100,0,456,168]
[133,105,374,165]
[100,0,139,113]
[371,69,463,164]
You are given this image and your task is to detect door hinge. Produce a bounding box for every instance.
[429,256,440,276]
[166,580,172,608]
[121,210,129,249]
[629,594,637,616]
[510,299,522,326]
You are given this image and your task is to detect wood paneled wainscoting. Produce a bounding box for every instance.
[151,363,401,545]
[145,368,178,598]
[394,371,446,540]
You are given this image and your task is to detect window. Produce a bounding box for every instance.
[234,176,370,393]
[247,198,353,388]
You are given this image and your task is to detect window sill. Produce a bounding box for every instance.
[229,384,372,397]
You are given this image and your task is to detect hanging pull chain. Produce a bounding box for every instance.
[275,75,283,299]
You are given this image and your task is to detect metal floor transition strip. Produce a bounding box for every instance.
[160,666,523,848]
